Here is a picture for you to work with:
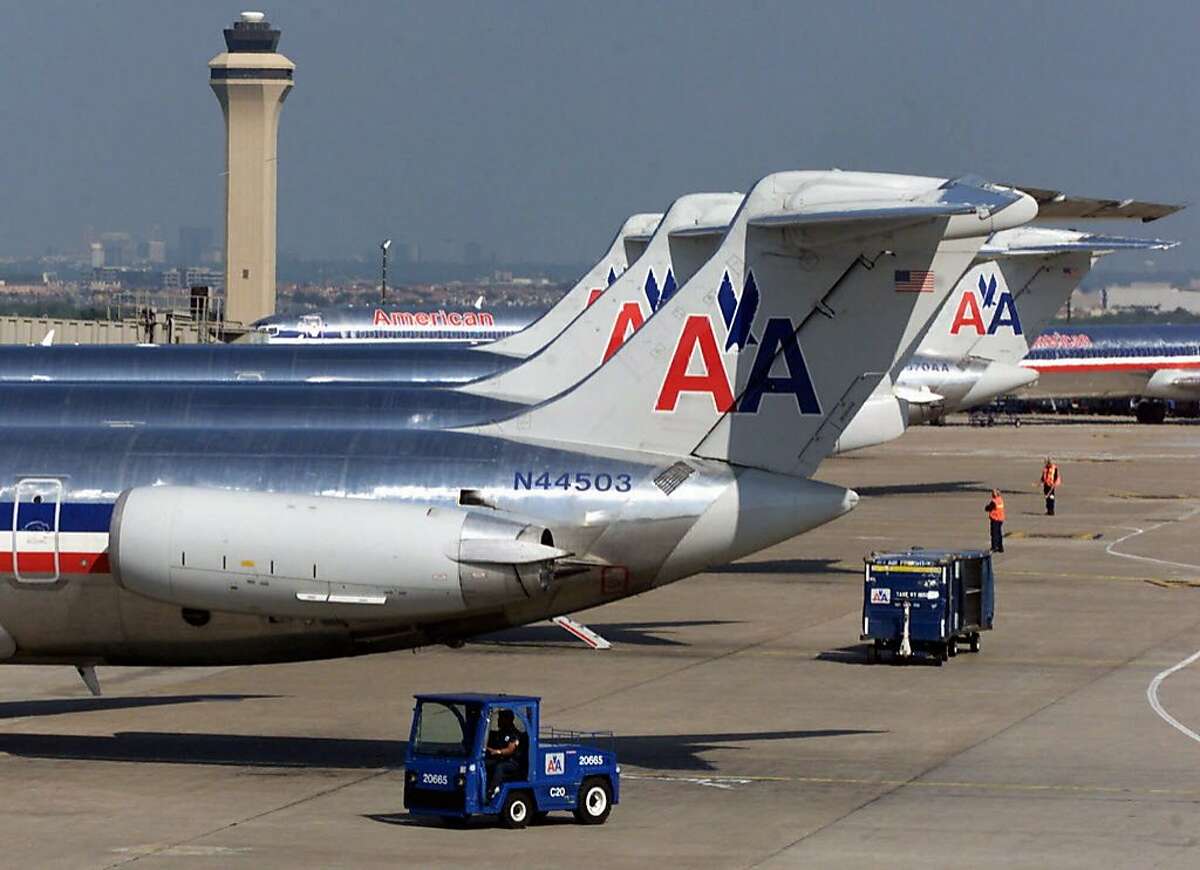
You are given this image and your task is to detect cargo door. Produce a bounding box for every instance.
[12,478,63,583]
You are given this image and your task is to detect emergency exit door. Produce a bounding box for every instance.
[12,478,63,583]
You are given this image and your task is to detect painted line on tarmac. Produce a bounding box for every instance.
[1147,648,1200,747]
[1005,568,1171,584]
[625,771,1200,798]
[1098,504,1200,747]
[1104,505,1200,574]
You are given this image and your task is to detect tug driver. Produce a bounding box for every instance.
[485,709,522,799]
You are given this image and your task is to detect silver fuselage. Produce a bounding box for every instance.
[0,425,852,666]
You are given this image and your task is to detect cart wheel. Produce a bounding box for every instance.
[947,637,958,658]
[867,644,878,664]
[573,777,613,825]
[969,633,981,653]
[500,791,532,829]
[938,643,950,663]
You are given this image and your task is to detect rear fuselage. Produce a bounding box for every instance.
[0,426,853,666]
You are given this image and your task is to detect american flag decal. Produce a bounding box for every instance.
[894,270,936,293]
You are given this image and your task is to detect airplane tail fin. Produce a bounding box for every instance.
[485,212,663,359]
[462,192,743,403]
[472,171,1037,477]
[928,229,1178,366]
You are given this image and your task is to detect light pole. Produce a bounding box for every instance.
[380,238,392,303]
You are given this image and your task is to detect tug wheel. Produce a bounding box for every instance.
[500,791,532,829]
[574,777,613,825]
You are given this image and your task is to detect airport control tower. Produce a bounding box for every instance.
[209,11,293,325]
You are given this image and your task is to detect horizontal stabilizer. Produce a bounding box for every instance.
[669,224,732,238]
[981,228,1178,256]
[748,177,1029,237]
[1005,184,1184,222]
[748,201,978,229]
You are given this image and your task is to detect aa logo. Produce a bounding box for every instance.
[717,270,759,351]
[643,267,677,311]
[544,752,565,775]
[585,266,620,308]
[950,273,1023,336]
[601,266,677,363]
[654,269,820,416]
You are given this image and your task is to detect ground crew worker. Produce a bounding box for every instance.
[985,488,1005,553]
[1040,457,1061,516]
[485,709,522,800]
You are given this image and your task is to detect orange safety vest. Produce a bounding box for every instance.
[1042,464,1060,487]
[988,495,1006,522]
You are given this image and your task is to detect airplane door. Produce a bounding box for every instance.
[12,478,63,583]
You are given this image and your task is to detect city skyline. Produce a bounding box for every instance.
[0,1,1196,270]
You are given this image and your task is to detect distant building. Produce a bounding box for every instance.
[185,267,224,293]
[1069,282,1200,317]
[89,242,105,269]
[148,239,167,265]
[100,233,133,268]
[178,226,214,266]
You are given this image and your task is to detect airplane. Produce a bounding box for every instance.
[0,207,1175,466]
[831,229,1179,449]
[894,230,1178,417]
[0,189,1176,397]
[250,212,663,345]
[0,191,738,388]
[0,192,748,428]
[254,302,549,345]
[1020,323,1200,423]
[0,169,1034,674]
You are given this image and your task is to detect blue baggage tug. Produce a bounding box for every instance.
[861,549,995,664]
[403,693,619,828]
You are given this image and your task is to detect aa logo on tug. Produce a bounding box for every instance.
[655,270,820,415]
[950,273,1022,336]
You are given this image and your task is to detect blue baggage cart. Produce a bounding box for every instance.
[861,549,995,664]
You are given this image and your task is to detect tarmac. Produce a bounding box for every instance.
[2,417,1199,869]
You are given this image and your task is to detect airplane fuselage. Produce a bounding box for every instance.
[0,426,852,666]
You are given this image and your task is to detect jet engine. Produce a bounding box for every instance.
[109,486,567,619]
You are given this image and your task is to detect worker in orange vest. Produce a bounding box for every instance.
[1040,457,1061,516]
[985,488,1006,553]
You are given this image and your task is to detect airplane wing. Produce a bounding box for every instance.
[1004,184,1184,222]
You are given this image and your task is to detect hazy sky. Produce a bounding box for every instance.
[1,0,1197,268]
